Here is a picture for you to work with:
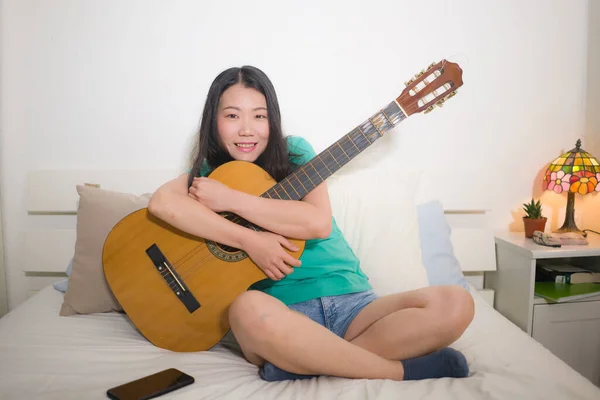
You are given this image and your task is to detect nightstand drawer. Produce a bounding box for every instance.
[532,300,600,385]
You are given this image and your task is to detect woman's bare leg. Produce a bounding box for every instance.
[345,285,474,360]
[228,290,404,380]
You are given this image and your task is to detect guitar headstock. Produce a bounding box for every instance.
[396,60,463,116]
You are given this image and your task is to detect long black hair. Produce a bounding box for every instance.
[188,65,294,187]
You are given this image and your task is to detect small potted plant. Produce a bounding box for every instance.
[522,198,547,238]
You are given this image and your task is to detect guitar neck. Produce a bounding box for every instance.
[261,100,406,201]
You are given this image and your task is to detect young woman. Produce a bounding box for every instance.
[148,65,475,382]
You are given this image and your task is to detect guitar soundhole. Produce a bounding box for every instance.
[205,212,255,262]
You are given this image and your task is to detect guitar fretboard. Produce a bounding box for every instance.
[261,101,406,201]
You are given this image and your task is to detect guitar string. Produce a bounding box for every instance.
[214,103,406,228]
[174,105,410,280]
[171,103,407,284]
[173,123,392,281]
[172,134,375,281]
[154,86,448,286]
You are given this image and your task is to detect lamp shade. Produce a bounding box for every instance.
[541,139,600,234]
[542,139,600,195]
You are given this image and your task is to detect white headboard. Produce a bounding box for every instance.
[23,169,496,298]
[27,170,179,213]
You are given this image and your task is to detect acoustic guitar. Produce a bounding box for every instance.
[102,60,464,352]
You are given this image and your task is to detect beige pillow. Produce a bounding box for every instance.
[59,185,152,316]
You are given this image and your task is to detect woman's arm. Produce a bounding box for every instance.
[231,183,332,240]
[148,173,302,281]
[188,177,333,240]
[148,173,253,250]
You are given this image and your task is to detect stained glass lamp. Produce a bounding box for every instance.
[542,139,600,234]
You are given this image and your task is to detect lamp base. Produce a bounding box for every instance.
[554,225,585,236]
[554,191,585,236]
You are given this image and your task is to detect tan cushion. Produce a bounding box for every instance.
[59,185,152,316]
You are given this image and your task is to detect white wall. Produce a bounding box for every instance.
[0,206,6,316]
[0,0,590,310]
[588,0,600,156]
[581,0,600,232]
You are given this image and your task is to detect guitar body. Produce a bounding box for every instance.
[102,161,305,352]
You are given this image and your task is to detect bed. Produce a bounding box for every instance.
[1,164,599,400]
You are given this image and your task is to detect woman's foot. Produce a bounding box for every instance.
[401,347,469,380]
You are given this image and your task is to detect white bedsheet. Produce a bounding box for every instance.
[0,286,599,400]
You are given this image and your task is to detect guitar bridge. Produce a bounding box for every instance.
[145,244,200,313]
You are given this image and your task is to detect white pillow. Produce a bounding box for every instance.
[326,167,429,296]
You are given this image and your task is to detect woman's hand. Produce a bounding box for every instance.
[188,177,239,213]
[241,231,302,281]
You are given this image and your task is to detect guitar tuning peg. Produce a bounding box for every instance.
[424,105,436,114]
[415,69,426,78]
[445,91,457,100]
[405,78,414,86]
[436,98,445,107]
[428,62,436,69]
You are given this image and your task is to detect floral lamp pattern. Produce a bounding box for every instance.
[542,139,600,233]
[543,141,600,194]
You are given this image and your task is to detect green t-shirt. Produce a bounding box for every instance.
[199,136,371,305]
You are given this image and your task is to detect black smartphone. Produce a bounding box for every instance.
[106,368,195,400]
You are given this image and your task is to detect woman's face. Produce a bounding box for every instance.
[216,83,270,163]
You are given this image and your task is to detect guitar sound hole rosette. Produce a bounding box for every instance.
[205,240,249,262]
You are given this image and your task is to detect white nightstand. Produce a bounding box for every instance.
[485,231,600,386]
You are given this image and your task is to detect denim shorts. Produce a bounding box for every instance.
[259,289,378,382]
